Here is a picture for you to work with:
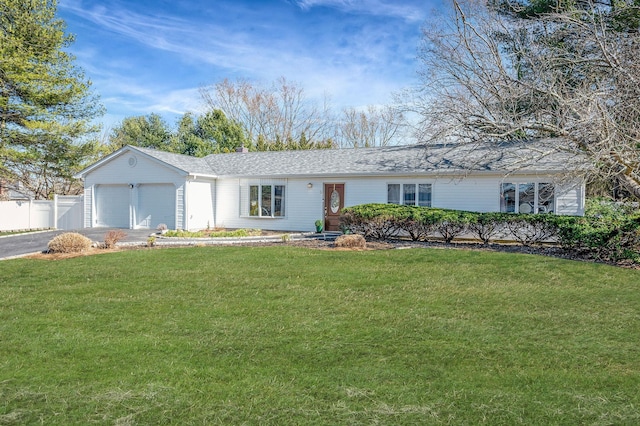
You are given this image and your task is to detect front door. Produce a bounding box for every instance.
[324,183,344,231]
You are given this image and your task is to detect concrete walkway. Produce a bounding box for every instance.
[142,231,339,247]
[0,229,340,260]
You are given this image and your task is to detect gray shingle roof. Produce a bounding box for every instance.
[130,140,586,178]
[132,146,215,176]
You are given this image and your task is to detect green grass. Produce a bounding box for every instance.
[0,229,46,237]
[1,247,639,424]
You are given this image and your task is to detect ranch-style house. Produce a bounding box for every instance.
[74,141,586,232]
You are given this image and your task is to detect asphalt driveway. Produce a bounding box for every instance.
[0,228,154,260]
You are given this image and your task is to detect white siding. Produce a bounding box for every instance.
[186,180,216,230]
[83,151,185,186]
[341,175,499,212]
[432,176,500,212]
[556,181,585,215]
[176,184,185,230]
[216,178,324,232]
[215,174,585,232]
[84,186,93,227]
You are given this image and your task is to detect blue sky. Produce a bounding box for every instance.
[58,0,441,130]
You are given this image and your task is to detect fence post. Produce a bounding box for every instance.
[54,194,58,229]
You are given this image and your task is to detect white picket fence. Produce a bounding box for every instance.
[0,195,84,231]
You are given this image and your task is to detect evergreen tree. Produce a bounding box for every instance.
[0,0,103,199]
[256,134,268,152]
[108,113,173,151]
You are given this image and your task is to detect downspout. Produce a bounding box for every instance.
[182,180,188,231]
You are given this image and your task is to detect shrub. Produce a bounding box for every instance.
[554,216,583,249]
[104,230,127,249]
[164,229,205,238]
[334,234,366,249]
[162,228,263,238]
[340,204,402,240]
[401,206,438,241]
[559,200,640,261]
[503,214,558,246]
[467,212,508,244]
[340,202,640,263]
[48,232,92,254]
[434,210,472,243]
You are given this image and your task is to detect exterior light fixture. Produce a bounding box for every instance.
[307,183,313,189]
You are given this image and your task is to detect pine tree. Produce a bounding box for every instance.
[0,0,103,199]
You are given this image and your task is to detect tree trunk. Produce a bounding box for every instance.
[618,173,640,200]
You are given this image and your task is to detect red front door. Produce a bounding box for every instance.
[324,183,344,231]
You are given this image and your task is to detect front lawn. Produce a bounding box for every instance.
[1,247,639,424]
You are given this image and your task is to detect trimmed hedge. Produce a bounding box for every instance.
[340,201,640,262]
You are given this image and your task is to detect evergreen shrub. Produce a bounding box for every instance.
[340,201,640,262]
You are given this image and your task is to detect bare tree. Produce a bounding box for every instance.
[410,0,640,198]
[200,77,334,147]
[337,105,405,148]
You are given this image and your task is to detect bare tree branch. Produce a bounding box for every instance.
[408,0,640,198]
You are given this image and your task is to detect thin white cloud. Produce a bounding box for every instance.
[61,1,294,78]
[59,0,424,126]
[292,0,426,22]
[61,1,226,56]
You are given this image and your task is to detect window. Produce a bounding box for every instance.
[538,183,554,213]
[274,185,285,216]
[500,182,554,214]
[388,183,432,207]
[248,183,285,217]
[518,183,535,214]
[250,185,259,216]
[418,184,432,207]
[261,185,271,216]
[403,184,416,205]
[388,184,400,204]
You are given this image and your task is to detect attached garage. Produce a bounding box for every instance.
[136,184,176,229]
[95,184,130,228]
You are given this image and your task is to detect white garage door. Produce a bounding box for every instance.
[95,184,130,228]
[136,184,176,229]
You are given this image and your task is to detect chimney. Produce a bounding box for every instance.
[236,145,249,153]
